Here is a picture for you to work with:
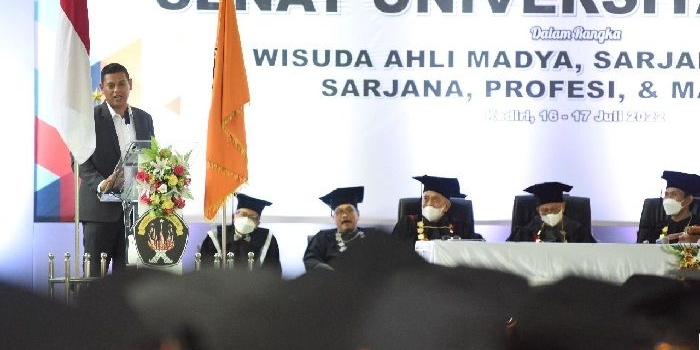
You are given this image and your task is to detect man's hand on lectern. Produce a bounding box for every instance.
[112,168,125,189]
[100,171,120,193]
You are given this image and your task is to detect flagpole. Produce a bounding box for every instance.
[221,197,227,262]
[54,0,93,277]
[73,162,80,276]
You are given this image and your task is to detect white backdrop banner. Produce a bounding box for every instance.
[37,0,700,223]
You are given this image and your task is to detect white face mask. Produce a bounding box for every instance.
[663,198,684,216]
[234,217,257,235]
[422,205,445,222]
[541,211,563,227]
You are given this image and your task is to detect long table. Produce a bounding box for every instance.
[414,241,678,285]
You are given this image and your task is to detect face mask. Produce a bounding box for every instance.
[234,217,257,235]
[541,211,563,227]
[422,205,444,222]
[663,198,684,216]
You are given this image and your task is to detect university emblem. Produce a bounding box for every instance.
[134,210,189,267]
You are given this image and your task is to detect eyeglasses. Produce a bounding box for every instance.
[422,194,447,207]
[538,206,563,215]
[333,208,356,217]
[235,210,259,221]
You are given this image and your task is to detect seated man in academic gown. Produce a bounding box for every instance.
[649,170,700,244]
[507,181,596,243]
[392,175,482,244]
[199,193,281,276]
[304,186,377,271]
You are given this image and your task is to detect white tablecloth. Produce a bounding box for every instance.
[414,241,676,285]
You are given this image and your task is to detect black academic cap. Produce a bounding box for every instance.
[279,232,429,350]
[622,274,700,347]
[524,181,573,204]
[0,282,143,350]
[413,175,466,199]
[509,276,656,350]
[662,170,700,196]
[236,193,272,215]
[360,264,530,350]
[125,268,284,350]
[74,269,166,349]
[319,186,364,210]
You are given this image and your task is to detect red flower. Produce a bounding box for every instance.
[136,170,149,182]
[163,208,174,215]
[173,165,185,176]
[140,192,150,205]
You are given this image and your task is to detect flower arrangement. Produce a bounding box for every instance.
[136,137,193,217]
[92,87,103,105]
[662,243,700,270]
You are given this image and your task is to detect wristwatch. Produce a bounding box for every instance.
[685,226,700,235]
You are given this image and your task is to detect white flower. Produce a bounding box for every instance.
[157,183,168,193]
[150,157,170,177]
[180,187,194,199]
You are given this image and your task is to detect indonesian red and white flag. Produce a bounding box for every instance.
[53,0,95,164]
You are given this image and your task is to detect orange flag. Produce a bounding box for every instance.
[204,0,250,221]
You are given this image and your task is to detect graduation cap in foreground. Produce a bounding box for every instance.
[359,263,530,350]
[0,281,147,350]
[319,186,364,210]
[123,268,285,350]
[236,193,272,216]
[621,274,700,348]
[524,181,573,205]
[509,276,656,350]
[413,175,466,199]
[280,232,429,350]
[662,170,700,196]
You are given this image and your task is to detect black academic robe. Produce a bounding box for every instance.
[391,214,482,245]
[303,228,376,271]
[199,225,281,276]
[507,216,596,243]
[660,214,700,243]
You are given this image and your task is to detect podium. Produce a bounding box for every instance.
[101,140,187,274]
[97,140,149,271]
[104,140,151,201]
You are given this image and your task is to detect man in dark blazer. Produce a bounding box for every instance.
[78,63,155,275]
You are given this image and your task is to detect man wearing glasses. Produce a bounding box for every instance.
[199,193,281,275]
[303,186,369,271]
